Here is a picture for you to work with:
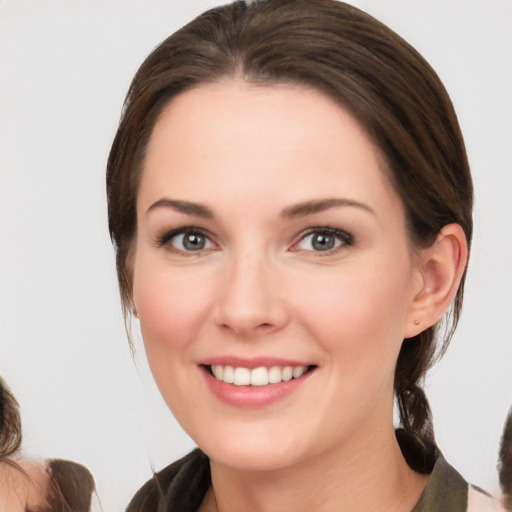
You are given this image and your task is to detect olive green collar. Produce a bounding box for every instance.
[411,452,468,512]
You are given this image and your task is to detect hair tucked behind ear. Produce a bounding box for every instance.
[107,0,473,452]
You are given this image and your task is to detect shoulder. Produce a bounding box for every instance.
[126,449,210,512]
[467,486,507,512]
[411,451,506,512]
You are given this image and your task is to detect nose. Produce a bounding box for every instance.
[214,251,289,338]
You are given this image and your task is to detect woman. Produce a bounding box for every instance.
[106,0,505,510]
[0,378,97,511]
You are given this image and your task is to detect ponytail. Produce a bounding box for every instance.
[394,333,438,473]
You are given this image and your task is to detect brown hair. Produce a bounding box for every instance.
[107,0,472,463]
[1,379,96,512]
[499,408,512,510]
[0,378,22,464]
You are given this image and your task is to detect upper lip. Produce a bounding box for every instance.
[199,356,314,369]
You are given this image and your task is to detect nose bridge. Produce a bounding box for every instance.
[216,243,285,336]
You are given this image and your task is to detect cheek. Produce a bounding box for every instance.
[132,256,212,358]
[296,257,413,369]
[131,256,217,415]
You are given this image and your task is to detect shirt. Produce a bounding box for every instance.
[127,443,505,511]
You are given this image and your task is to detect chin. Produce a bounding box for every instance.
[207,441,300,472]
[189,422,308,472]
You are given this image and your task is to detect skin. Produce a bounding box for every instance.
[0,457,97,512]
[0,459,50,512]
[132,81,466,512]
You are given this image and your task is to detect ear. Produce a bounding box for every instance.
[404,224,468,338]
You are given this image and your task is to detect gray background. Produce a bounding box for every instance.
[1,1,511,510]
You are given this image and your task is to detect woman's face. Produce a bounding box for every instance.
[133,82,424,471]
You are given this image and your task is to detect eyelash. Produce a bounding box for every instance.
[154,226,214,253]
[154,226,354,255]
[292,226,354,255]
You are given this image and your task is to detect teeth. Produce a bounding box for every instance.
[268,366,282,384]
[223,365,234,384]
[233,367,251,386]
[212,365,223,380]
[282,366,293,381]
[210,364,310,386]
[293,366,306,378]
[250,367,268,386]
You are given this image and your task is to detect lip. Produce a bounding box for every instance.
[199,358,315,408]
[200,356,312,369]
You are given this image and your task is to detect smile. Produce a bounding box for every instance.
[200,358,317,407]
[208,364,311,386]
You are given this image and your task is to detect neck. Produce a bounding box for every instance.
[201,425,429,512]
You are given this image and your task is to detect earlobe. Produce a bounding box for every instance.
[405,224,468,338]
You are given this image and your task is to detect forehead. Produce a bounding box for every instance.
[138,81,401,219]
[146,81,379,169]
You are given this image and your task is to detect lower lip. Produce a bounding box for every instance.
[201,367,313,408]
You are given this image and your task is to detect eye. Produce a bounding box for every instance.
[293,228,353,253]
[156,228,215,253]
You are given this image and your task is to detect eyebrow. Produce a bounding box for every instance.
[146,199,214,218]
[146,197,375,219]
[281,198,375,218]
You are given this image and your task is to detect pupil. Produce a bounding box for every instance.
[313,234,334,251]
[183,232,204,250]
